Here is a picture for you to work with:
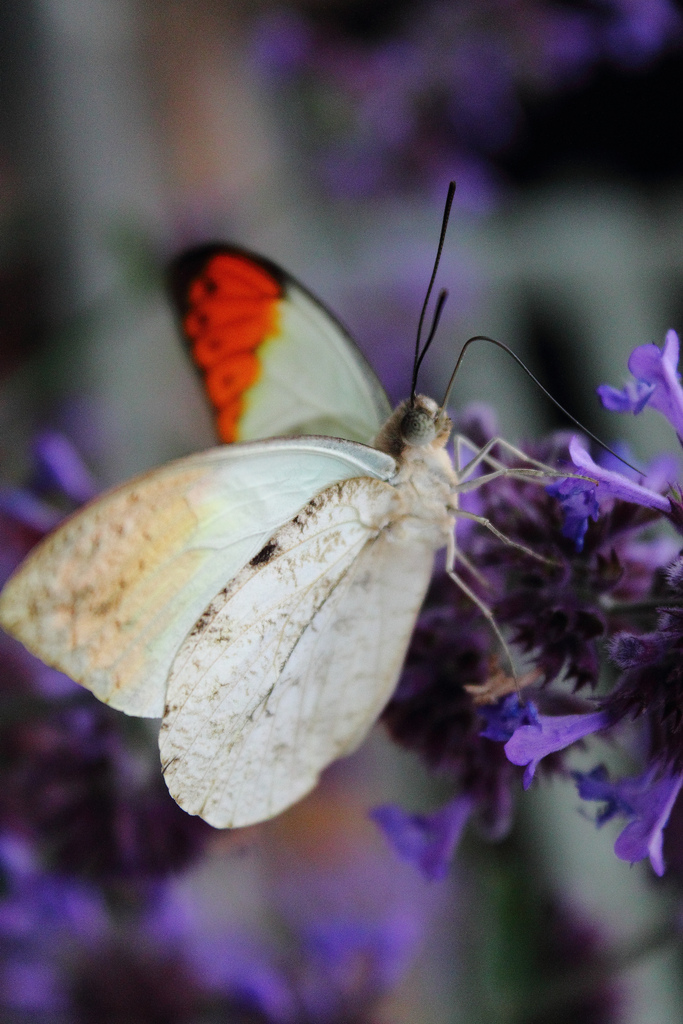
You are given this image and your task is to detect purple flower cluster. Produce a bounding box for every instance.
[251,0,682,200]
[379,330,683,881]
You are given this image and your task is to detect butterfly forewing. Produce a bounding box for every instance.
[160,476,434,827]
[0,439,396,718]
[170,246,392,446]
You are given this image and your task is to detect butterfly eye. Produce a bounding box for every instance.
[400,406,437,446]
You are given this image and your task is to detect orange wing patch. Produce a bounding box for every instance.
[180,252,283,442]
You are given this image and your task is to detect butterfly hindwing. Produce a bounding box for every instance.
[0,439,396,718]
[170,245,392,446]
[159,475,435,828]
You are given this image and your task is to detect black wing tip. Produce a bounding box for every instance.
[167,243,287,315]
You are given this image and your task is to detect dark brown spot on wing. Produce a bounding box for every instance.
[249,540,279,567]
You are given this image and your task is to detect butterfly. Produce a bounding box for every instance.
[0,221,542,829]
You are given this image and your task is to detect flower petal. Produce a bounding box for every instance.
[627,330,683,437]
[613,769,683,876]
[546,476,599,551]
[597,380,654,414]
[370,797,474,881]
[505,710,611,789]
[32,432,98,505]
[569,437,670,512]
[479,695,539,742]
[575,764,683,876]
[574,765,635,824]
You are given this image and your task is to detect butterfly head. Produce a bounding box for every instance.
[400,402,437,446]
[376,395,451,458]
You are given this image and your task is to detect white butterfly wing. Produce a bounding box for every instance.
[0,438,396,718]
[159,476,435,828]
[172,246,393,446]
[239,279,392,443]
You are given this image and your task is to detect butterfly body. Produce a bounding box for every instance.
[372,396,456,548]
[0,248,465,828]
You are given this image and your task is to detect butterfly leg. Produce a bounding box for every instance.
[454,436,559,493]
[447,495,490,586]
[454,434,556,478]
[448,540,490,588]
[450,453,544,573]
[452,507,556,567]
[455,466,558,494]
[452,435,563,565]
[446,530,518,688]
[446,436,567,694]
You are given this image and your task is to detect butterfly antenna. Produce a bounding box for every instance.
[439,334,644,476]
[411,181,456,404]
[414,289,449,382]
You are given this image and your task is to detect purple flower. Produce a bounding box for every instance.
[605,774,679,876]
[568,437,671,514]
[31,431,98,505]
[598,330,683,438]
[370,795,474,881]
[546,474,600,551]
[505,710,612,789]
[479,693,539,742]
[546,334,683,547]
[601,558,683,772]
[578,331,683,543]
[597,378,655,414]
[574,765,632,823]
[575,764,683,876]
[552,435,679,551]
